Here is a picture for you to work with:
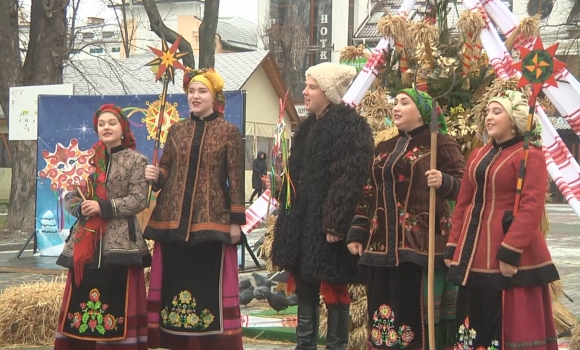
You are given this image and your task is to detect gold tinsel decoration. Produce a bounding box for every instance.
[456,10,486,38]
[340,44,372,62]
[505,15,540,51]
[376,15,411,46]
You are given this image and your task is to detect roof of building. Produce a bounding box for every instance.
[62,50,300,126]
[217,17,259,51]
[64,50,268,95]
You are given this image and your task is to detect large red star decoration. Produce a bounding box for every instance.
[145,35,188,83]
[512,36,566,98]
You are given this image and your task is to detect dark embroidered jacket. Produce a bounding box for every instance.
[271,103,374,284]
[346,125,465,268]
[144,112,246,245]
[445,138,559,289]
[57,146,151,268]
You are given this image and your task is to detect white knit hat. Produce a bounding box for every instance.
[305,63,357,104]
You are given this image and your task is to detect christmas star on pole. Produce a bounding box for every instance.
[144,35,189,207]
[512,36,565,99]
[510,36,566,217]
[145,35,189,83]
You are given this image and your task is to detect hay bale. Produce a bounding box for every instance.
[571,325,580,350]
[0,276,66,347]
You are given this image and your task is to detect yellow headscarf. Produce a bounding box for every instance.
[186,68,224,98]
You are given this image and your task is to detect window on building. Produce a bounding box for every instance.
[102,31,114,38]
[89,47,104,54]
[111,47,120,53]
[82,32,94,40]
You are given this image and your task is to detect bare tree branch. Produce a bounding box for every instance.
[142,0,195,68]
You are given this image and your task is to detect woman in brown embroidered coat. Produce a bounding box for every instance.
[346,89,465,349]
[444,90,559,349]
[55,104,150,350]
[144,68,246,350]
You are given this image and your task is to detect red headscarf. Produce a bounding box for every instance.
[73,104,136,286]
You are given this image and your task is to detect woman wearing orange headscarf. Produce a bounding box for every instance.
[55,104,151,350]
[144,68,246,349]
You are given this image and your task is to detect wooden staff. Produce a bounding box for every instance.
[424,70,456,349]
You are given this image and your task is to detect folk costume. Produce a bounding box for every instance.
[55,104,150,350]
[445,91,559,349]
[272,62,375,350]
[346,89,465,349]
[144,68,246,350]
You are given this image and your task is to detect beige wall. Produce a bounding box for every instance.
[177,15,228,56]
[241,65,292,138]
[0,125,7,134]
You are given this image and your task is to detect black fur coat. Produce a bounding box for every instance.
[271,103,374,284]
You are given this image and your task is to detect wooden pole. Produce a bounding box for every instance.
[427,100,438,350]
[146,73,169,208]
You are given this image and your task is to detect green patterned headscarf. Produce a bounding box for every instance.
[399,88,448,134]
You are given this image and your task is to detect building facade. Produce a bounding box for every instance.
[262,0,371,110]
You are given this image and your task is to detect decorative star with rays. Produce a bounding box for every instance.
[513,36,566,98]
[145,35,189,83]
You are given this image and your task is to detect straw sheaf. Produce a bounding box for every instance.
[539,96,557,116]
[347,327,368,350]
[377,15,410,46]
[0,277,66,347]
[358,88,395,136]
[457,10,486,38]
[471,77,525,129]
[144,239,155,288]
[552,300,578,334]
[259,214,278,273]
[340,44,372,61]
[505,15,540,50]
[571,324,580,350]
[408,22,438,48]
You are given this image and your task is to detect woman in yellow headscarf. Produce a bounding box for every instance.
[144,68,246,350]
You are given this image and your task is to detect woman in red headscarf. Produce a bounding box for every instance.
[54,104,151,350]
[143,68,246,350]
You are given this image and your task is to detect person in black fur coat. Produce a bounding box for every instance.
[266,62,374,350]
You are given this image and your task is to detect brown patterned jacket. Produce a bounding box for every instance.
[57,146,151,268]
[346,125,465,268]
[144,112,246,245]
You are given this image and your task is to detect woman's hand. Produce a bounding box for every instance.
[425,169,443,189]
[263,173,282,190]
[145,165,159,183]
[81,200,101,216]
[444,259,452,268]
[347,242,364,256]
[230,224,242,244]
[499,261,518,277]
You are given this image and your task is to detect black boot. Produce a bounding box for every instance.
[296,302,320,350]
[325,304,350,350]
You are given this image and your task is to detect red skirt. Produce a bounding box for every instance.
[54,265,148,350]
[455,284,558,349]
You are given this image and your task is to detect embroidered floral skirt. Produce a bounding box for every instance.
[147,241,243,350]
[365,263,456,349]
[54,265,148,350]
[455,285,558,349]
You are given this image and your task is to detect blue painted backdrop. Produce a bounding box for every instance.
[35,92,244,256]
